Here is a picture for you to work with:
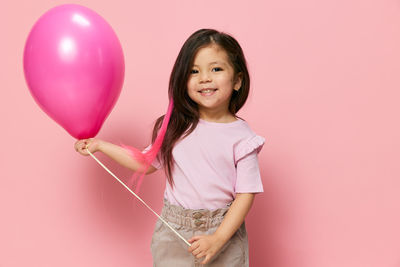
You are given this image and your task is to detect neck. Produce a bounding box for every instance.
[199,110,237,123]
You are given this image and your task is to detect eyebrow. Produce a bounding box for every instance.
[193,61,228,67]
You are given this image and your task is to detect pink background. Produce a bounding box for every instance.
[1,0,400,266]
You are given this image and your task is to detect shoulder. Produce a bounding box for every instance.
[233,118,262,138]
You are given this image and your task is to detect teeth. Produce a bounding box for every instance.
[200,89,215,93]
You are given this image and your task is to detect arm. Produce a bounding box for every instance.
[74,138,157,174]
[188,193,255,264]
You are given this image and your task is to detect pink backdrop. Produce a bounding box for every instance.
[1,0,400,266]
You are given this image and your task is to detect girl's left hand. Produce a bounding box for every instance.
[188,234,225,264]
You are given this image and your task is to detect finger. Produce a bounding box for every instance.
[196,251,206,259]
[192,247,203,256]
[78,144,88,154]
[188,242,199,252]
[86,139,94,150]
[188,236,201,243]
[201,255,211,265]
[74,141,82,150]
[78,141,86,150]
[190,243,200,252]
[84,140,92,150]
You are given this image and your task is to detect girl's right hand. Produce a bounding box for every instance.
[74,138,102,156]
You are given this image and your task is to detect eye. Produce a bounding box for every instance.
[190,69,199,74]
[212,67,223,72]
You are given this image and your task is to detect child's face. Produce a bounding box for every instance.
[187,44,242,119]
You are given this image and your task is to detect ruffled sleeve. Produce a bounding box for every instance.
[234,135,265,165]
[234,135,265,194]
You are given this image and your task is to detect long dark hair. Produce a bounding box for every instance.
[152,29,250,186]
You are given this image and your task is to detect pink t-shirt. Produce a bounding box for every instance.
[149,118,265,210]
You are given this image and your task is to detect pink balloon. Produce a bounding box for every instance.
[23,4,124,139]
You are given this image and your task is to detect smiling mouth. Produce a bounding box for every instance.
[198,88,218,93]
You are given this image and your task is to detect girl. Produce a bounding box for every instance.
[74,29,264,266]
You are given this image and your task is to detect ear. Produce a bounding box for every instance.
[233,72,243,91]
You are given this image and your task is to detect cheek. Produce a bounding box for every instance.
[186,81,197,99]
[187,79,196,91]
[215,72,234,85]
[217,76,235,89]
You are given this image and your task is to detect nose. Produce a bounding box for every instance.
[199,71,211,83]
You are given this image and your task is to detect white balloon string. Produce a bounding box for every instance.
[85,147,191,247]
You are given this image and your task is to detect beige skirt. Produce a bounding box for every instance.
[151,199,249,267]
